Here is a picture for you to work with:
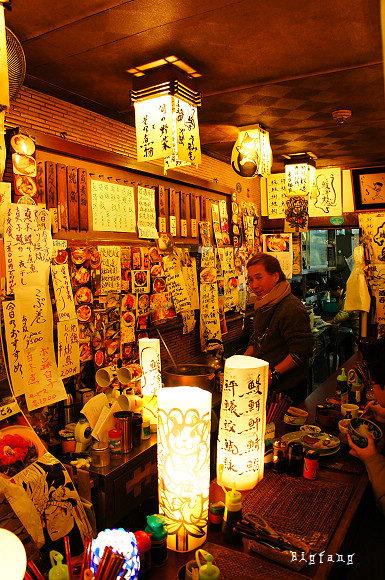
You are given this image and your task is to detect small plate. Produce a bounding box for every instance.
[282,431,341,456]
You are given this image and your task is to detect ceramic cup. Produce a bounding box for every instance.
[184,560,199,580]
[341,403,359,418]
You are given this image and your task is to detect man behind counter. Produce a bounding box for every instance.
[244,253,314,404]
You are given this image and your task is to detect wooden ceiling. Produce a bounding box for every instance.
[5,0,385,172]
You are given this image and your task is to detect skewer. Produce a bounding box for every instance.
[27,561,45,580]
[64,536,73,580]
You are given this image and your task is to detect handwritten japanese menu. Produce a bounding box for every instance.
[99,245,122,294]
[137,186,158,239]
[51,263,76,321]
[266,173,285,218]
[163,254,192,313]
[57,320,80,379]
[4,205,52,295]
[91,179,136,232]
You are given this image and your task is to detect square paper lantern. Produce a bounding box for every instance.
[157,386,211,552]
[217,355,269,490]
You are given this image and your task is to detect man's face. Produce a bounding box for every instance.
[373,383,385,408]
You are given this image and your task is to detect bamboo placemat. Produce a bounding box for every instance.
[202,542,305,580]
[241,470,354,552]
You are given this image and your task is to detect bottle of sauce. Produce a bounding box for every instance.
[145,514,168,566]
[286,442,304,477]
[222,483,242,544]
[337,367,348,402]
[303,449,319,480]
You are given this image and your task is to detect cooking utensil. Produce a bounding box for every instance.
[155,325,177,368]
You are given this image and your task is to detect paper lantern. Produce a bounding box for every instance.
[139,338,162,396]
[91,528,140,579]
[284,154,316,197]
[231,124,272,178]
[130,64,201,171]
[216,355,269,490]
[283,153,316,232]
[0,529,27,580]
[157,386,211,552]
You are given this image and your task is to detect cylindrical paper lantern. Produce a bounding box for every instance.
[216,355,269,490]
[139,338,162,396]
[157,386,211,552]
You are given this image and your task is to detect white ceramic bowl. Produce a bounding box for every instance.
[283,407,309,426]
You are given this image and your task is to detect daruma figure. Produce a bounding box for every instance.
[157,386,211,552]
[217,355,269,490]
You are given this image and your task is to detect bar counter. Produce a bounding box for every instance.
[154,353,369,580]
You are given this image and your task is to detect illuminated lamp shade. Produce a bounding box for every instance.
[217,355,269,490]
[130,64,201,172]
[91,528,140,579]
[231,124,272,178]
[284,153,316,197]
[157,386,211,552]
[139,338,161,396]
[0,529,27,580]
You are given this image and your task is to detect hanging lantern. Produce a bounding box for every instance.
[283,152,316,232]
[216,355,269,491]
[157,386,211,552]
[231,124,272,178]
[130,64,201,171]
[139,338,161,396]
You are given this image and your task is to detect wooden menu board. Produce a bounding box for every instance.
[67,166,79,230]
[57,163,68,230]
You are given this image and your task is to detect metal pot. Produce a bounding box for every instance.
[164,364,216,390]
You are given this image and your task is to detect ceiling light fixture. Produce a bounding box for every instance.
[230,124,272,178]
[130,63,201,172]
[332,109,352,124]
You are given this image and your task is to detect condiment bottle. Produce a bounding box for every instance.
[352,379,362,404]
[286,442,304,477]
[145,514,168,566]
[272,438,287,473]
[134,530,152,579]
[196,549,220,580]
[141,418,151,440]
[221,482,242,544]
[303,449,319,480]
[48,551,69,580]
[209,501,225,530]
[108,428,122,456]
[337,367,348,402]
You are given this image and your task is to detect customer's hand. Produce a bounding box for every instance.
[364,401,385,423]
[348,433,379,462]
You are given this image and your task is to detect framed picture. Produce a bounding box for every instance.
[351,167,385,210]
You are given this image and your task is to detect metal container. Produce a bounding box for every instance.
[113,411,133,453]
[164,364,215,390]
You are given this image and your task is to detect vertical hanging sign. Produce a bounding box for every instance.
[180,191,187,237]
[190,192,197,238]
[78,168,89,231]
[57,163,68,230]
[67,166,79,230]
[157,185,167,233]
[169,188,177,237]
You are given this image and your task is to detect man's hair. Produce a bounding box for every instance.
[359,338,385,389]
[327,276,344,292]
[246,252,286,282]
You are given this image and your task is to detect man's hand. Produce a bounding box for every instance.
[348,432,379,461]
